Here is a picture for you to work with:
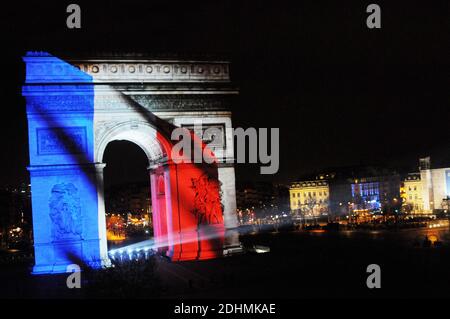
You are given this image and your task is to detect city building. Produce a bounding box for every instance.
[105,182,151,215]
[402,157,450,213]
[236,182,289,221]
[351,173,400,213]
[351,177,381,211]
[289,180,329,216]
[291,166,402,220]
[0,183,33,248]
[236,182,275,210]
[290,156,450,219]
[400,173,423,213]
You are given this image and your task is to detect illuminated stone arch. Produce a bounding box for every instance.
[22,52,239,274]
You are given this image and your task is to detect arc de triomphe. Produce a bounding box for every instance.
[22,52,239,274]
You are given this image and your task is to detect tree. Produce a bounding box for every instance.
[441,197,450,211]
[302,197,318,225]
[382,197,402,225]
[402,203,414,214]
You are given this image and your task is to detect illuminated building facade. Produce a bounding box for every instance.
[289,180,329,216]
[350,173,401,216]
[291,167,401,218]
[400,173,423,213]
[291,158,450,218]
[399,158,450,214]
[351,177,381,211]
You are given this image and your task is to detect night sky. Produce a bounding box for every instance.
[0,0,447,187]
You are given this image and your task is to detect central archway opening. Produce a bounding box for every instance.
[102,140,153,252]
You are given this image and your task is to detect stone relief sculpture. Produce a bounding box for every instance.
[38,127,87,155]
[49,183,82,241]
[190,174,224,226]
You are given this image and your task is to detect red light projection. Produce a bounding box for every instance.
[150,128,225,261]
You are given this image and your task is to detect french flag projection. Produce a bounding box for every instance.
[23,52,225,274]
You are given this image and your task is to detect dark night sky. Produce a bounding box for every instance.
[0,0,448,187]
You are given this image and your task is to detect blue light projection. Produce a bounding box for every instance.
[351,182,381,211]
[446,170,450,198]
[23,52,108,274]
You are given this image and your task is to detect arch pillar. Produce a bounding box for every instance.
[148,164,169,254]
[149,159,226,261]
[28,163,110,274]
